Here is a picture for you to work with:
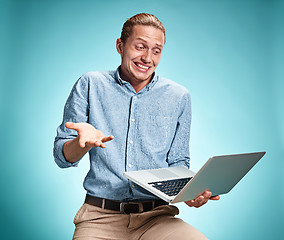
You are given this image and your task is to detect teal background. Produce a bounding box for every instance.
[1,0,283,239]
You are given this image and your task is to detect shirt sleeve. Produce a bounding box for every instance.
[166,91,191,169]
[53,75,89,168]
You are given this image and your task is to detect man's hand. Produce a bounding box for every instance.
[65,122,114,149]
[184,191,220,208]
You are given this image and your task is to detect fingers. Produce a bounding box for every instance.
[185,191,219,208]
[79,137,87,148]
[210,195,220,200]
[93,141,106,148]
[85,139,109,148]
[185,196,207,208]
[102,136,115,142]
[86,136,114,148]
[203,191,212,199]
[194,195,209,208]
[65,122,114,148]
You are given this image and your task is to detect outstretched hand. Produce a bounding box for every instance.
[185,191,220,208]
[65,122,114,148]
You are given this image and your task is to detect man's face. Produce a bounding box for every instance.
[117,25,165,85]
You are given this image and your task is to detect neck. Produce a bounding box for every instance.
[119,67,153,93]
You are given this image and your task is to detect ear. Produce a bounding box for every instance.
[116,38,123,55]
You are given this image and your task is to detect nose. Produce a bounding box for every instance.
[141,50,151,63]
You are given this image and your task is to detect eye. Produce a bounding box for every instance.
[153,49,161,55]
[136,44,145,50]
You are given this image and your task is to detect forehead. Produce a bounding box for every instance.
[128,25,165,47]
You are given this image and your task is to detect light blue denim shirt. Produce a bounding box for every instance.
[53,67,191,201]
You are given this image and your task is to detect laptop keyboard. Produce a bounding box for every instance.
[149,177,192,196]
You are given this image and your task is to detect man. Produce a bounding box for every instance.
[54,13,219,240]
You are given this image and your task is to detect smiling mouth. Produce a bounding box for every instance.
[134,62,151,71]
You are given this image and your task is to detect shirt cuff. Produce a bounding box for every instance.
[168,158,190,169]
[53,139,79,168]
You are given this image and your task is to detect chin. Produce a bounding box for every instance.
[134,73,152,82]
[133,69,154,80]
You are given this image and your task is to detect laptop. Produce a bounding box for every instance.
[124,152,266,203]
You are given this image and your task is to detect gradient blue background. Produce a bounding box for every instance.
[1,0,283,239]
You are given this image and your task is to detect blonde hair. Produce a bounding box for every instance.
[120,13,166,43]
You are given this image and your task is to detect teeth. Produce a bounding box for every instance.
[137,63,149,70]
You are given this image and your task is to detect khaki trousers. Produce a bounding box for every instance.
[72,203,208,240]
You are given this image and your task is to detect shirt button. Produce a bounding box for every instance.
[128,164,132,168]
[131,118,135,122]
[129,140,133,144]
[132,184,135,188]
[133,96,137,100]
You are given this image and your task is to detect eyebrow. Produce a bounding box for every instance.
[135,37,163,48]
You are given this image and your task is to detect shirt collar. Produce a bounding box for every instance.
[146,72,158,91]
[115,66,126,85]
[115,66,158,91]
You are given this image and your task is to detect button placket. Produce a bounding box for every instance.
[126,95,137,171]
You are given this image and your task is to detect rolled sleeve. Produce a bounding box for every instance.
[53,75,89,168]
[53,138,79,168]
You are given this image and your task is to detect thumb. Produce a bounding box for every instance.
[78,138,86,148]
[65,122,76,129]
